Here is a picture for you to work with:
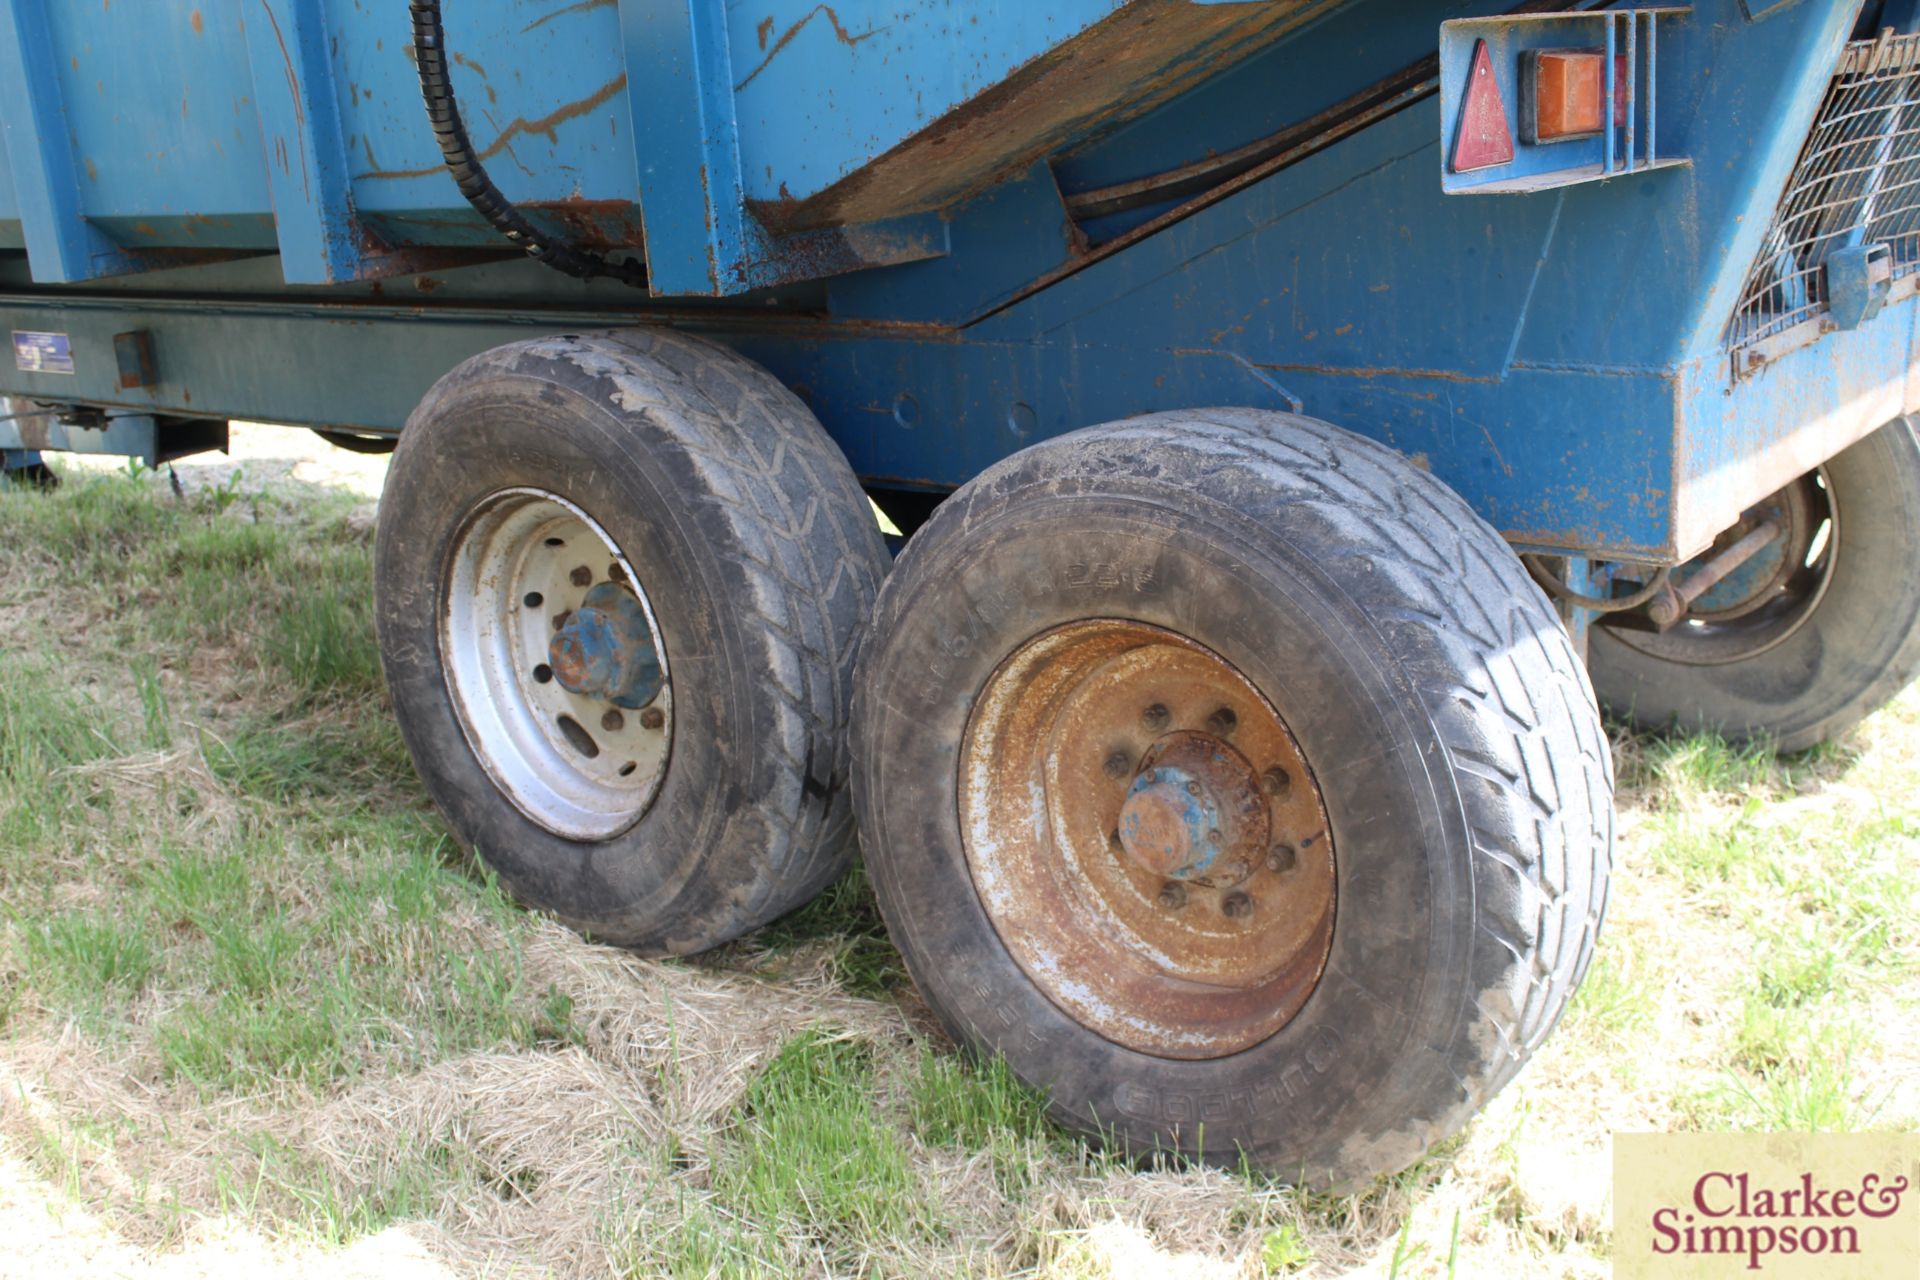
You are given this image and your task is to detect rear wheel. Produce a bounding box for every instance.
[853,409,1613,1186]
[375,331,888,952]
[1589,416,1920,752]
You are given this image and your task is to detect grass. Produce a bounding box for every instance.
[0,439,1917,1278]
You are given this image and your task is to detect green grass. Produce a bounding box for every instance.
[714,1031,933,1261]
[0,468,547,1098]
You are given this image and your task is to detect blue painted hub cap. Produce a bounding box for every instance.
[548,582,665,708]
[1118,764,1228,880]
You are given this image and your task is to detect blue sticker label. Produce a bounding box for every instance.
[13,331,74,375]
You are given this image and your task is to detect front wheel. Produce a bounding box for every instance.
[853,410,1613,1186]
[1589,416,1920,752]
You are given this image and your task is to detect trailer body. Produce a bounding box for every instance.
[0,0,1907,565]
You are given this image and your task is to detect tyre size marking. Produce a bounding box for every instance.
[1063,561,1159,593]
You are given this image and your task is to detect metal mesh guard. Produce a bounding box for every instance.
[1727,32,1920,352]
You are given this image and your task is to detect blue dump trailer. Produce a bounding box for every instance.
[4,0,1919,1185]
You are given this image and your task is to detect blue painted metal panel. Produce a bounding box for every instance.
[0,0,143,281]
[0,0,276,264]
[339,0,643,244]
[243,0,384,283]
[726,1,1127,204]
[617,0,756,296]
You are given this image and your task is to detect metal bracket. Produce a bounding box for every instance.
[1825,242,1893,329]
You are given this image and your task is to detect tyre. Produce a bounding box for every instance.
[375,331,888,952]
[852,409,1613,1187]
[1589,416,1920,753]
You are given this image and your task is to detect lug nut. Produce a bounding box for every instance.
[1141,703,1170,732]
[1206,707,1238,736]
[601,709,625,732]
[1157,882,1187,910]
[570,565,594,587]
[552,609,573,633]
[639,706,665,730]
[1103,750,1132,779]
[609,562,627,582]
[1261,766,1291,797]
[1266,843,1297,873]
[1222,891,1253,919]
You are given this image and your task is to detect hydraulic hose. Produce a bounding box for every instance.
[409,0,647,287]
[1523,556,1673,614]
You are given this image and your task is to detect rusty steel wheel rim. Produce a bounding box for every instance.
[961,620,1335,1059]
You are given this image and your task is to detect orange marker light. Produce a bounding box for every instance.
[1525,49,1627,143]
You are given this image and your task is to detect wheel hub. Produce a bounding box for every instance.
[1117,732,1268,880]
[962,620,1335,1059]
[548,582,664,708]
[1602,470,1836,665]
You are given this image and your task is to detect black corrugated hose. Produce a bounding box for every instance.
[408,0,647,286]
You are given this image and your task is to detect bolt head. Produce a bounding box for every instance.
[1266,843,1297,873]
[1206,707,1238,736]
[1185,780,1202,797]
[608,562,627,582]
[570,566,594,587]
[1221,890,1253,919]
[1141,703,1170,731]
[601,709,625,732]
[638,706,665,730]
[1103,750,1132,780]
[1261,767,1291,797]
[1157,882,1187,910]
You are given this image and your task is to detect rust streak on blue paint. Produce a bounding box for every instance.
[522,0,615,35]
[257,0,311,204]
[358,75,628,180]
[735,6,886,92]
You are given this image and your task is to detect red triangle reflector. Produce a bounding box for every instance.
[1451,39,1515,173]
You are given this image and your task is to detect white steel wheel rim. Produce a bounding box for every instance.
[442,488,672,840]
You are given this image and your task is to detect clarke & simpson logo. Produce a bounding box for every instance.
[1649,1169,1909,1270]
[1615,1134,1920,1278]
[1612,1136,1912,1274]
